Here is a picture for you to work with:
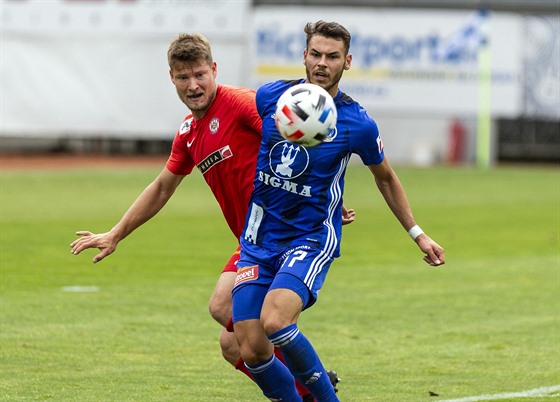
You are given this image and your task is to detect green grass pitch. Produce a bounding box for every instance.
[1,162,558,401]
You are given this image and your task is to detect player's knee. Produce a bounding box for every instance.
[209,271,236,327]
[234,321,274,366]
[219,329,239,366]
[239,343,272,366]
[260,314,288,336]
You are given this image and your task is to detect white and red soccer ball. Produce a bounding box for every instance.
[275,83,337,147]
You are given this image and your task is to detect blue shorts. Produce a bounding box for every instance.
[231,244,334,324]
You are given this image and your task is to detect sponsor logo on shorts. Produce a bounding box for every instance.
[234,265,258,287]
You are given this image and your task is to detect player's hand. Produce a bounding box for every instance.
[70,231,117,263]
[342,205,356,226]
[416,234,445,267]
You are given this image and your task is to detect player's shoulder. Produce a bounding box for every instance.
[257,79,303,102]
[260,78,301,91]
[336,90,372,118]
[220,84,255,96]
[335,90,378,131]
[178,114,194,135]
[214,85,257,116]
[335,90,356,106]
[218,85,256,103]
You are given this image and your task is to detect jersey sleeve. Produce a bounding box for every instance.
[166,124,195,176]
[256,81,281,120]
[350,108,385,166]
[233,87,262,134]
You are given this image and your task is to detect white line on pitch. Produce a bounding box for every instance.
[61,286,100,293]
[438,385,560,402]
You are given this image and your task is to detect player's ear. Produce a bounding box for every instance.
[344,54,352,70]
[212,61,218,78]
[303,49,308,64]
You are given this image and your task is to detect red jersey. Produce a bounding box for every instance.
[166,85,262,239]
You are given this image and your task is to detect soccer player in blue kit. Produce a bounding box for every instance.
[231,20,446,401]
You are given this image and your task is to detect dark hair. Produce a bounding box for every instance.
[304,20,351,55]
[167,33,213,68]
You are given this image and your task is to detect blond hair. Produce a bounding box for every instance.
[167,33,213,68]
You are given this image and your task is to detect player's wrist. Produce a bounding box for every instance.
[407,224,424,241]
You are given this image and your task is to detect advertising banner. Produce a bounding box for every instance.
[2,0,249,36]
[523,15,560,119]
[1,0,250,138]
[252,7,523,117]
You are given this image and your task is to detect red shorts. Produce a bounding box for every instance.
[222,245,241,273]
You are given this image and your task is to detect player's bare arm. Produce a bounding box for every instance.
[70,167,185,263]
[368,157,445,267]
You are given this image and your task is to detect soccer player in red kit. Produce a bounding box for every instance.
[70,33,342,400]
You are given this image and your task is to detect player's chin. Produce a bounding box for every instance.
[185,97,208,111]
[310,74,330,87]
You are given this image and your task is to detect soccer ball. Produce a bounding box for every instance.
[275,83,337,147]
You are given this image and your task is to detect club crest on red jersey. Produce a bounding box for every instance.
[209,117,220,134]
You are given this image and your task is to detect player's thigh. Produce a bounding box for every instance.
[210,271,236,306]
[275,245,334,309]
[232,258,276,324]
[209,247,240,309]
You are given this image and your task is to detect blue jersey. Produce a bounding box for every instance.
[241,79,384,258]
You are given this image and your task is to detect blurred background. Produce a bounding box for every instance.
[1,0,559,167]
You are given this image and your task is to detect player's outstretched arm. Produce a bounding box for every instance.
[368,157,445,267]
[70,167,185,263]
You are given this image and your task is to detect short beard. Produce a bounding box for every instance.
[305,66,345,93]
[178,90,215,114]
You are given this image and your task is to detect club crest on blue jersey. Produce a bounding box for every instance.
[269,141,309,179]
[256,141,312,198]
